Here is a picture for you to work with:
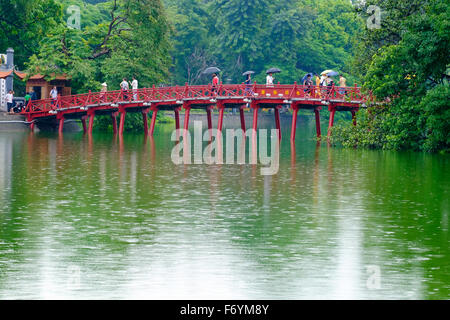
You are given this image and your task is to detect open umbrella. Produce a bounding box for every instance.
[301,73,313,84]
[321,69,339,76]
[202,67,221,75]
[242,71,255,76]
[266,67,281,74]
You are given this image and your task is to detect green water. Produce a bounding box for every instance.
[0,116,448,299]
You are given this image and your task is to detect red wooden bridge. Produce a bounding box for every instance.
[21,82,374,140]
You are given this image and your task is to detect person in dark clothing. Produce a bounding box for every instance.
[303,74,313,96]
[30,89,37,101]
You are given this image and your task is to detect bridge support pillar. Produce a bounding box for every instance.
[30,122,35,132]
[274,105,281,141]
[351,110,357,126]
[142,108,150,135]
[252,104,258,132]
[81,116,87,134]
[119,110,126,136]
[327,108,336,138]
[111,112,118,135]
[58,115,64,134]
[206,106,212,132]
[150,107,158,136]
[217,104,224,132]
[239,105,246,132]
[88,111,95,135]
[174,107,180,131]
[314,108,321,139]
[291,105,298,141]
[183,105,191,131]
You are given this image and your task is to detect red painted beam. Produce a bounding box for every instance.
[327,108,336,138]
[183,105,190,131]
[239,106,246,132]
[174,107,180,131]
[290,106,298,141]
[142,112,149,135]
[88,112,95,135]
[119,110,126,135]
[252,104,258,132]
[217,104,224,132]
[111,113,118,135]
[58,116,64,134]
[274,106,281,141]
[206,106,212,132]
[81,116,87,134]
[314,109,321,139]
[149,107,158,136]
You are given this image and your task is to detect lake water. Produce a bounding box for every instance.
[0,115,448,299]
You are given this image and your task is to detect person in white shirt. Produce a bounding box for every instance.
[50,86,58,106]
[320,75,327,86]
[6,90,13,113]
[130,76,138,100]
[266,73,274,86]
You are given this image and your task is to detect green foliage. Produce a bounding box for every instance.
[334,0,450,153]
[164,0,363,85]
[23,0,172,94]
[0,0,63,68]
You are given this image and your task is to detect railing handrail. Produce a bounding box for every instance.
[21,84,372,114]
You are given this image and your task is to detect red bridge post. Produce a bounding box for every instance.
[239,105,246,132]
[290,104,298,141]
[315,108,321,139]
[174,107,180,131]
[252,102,258,132]
[142,108,150,135]
[58,115,64,135]
[206,106,213,133]
[81,115,87,134]
[217,102,224,132]
[111,112,118,135]
[88,110,95,135]
[183,103,191,131]
[119,108,126,136]
[327,105,336,139]
[274,105,281,141]
[149,106,158,136]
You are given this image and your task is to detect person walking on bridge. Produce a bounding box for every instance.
[266,73,274,86]
[121,78,129,100]
[314,74,321,98]
[130,76,138,101]
[50,86,58,107]
[339,75,347,96]
[100,82,107,102]
[6,90,13,113]
[211,73,219,95]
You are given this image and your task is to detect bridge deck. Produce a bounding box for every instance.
[21,83,375,140]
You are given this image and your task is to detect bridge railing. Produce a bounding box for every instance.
[24,98,56,113]
[21,83,374,115]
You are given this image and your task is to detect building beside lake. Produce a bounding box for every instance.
[0,47,71,111]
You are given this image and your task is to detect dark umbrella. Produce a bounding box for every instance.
[266,67,281,74]
[242,71,255,76]
[301,73,313,83]
[202,67,221,75]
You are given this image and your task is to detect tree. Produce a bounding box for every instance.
[26,0,172,92]
[333,0,450,153]
[0,0,63,68]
